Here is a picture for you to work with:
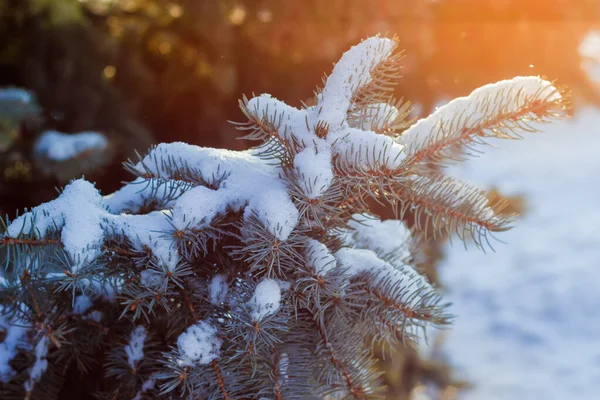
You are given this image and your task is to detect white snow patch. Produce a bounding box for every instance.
[24,336,49,392]
[343,213,412,261]
[85,310,103,322]
[335,247,388,277]
[248,279,282,321]
[305,238,336,275]
[293,141,333,199]
[132,374,157,400]
[329,126,406,170]
[177,320,222,366]
[108,210,177,271]
[139,269,162,289]
[278,352,290,385]
[5,180,182,273]
[125,326,147,368]
[6,179,105,273]
[72,294,93,315]
[0,306,29,383]
[134,143,299,241]
[245,94,314,144]
[318,36,396,127]
[353,102,400,131]
[335,247,431,305]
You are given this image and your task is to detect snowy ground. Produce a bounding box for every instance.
[439,106,600,400]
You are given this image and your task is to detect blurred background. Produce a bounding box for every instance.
[0,0,599,399]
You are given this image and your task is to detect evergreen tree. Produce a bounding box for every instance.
[0,35,570,399]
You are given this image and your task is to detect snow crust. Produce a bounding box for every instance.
[34,130,108,161]
[177,320,222,366]
[248,279,282,321]
[440,107,600,400]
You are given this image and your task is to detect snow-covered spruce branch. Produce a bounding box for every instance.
[398,77,571,170]
[0,35,570,399]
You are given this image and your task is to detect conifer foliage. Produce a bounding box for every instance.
[0,36,570,399]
